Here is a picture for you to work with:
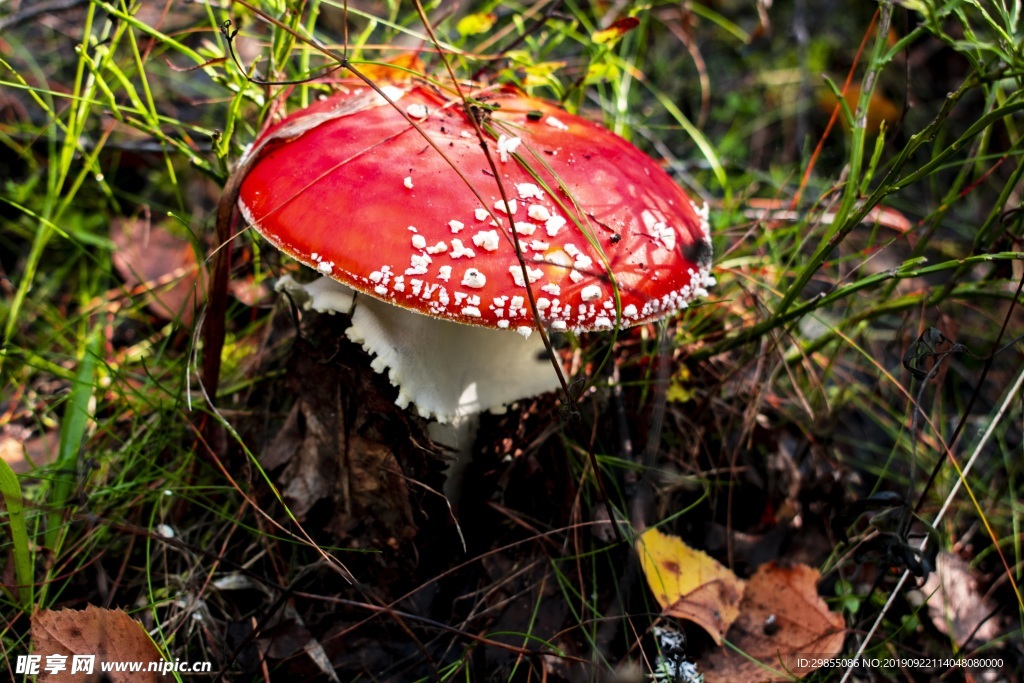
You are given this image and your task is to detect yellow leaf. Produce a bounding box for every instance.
[592,17,640,45]
[666,365,695,403]
[457,13,497,36]
[636,527,746,645]
[357,54,424,83]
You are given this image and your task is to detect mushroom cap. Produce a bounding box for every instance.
[238,84,713,333]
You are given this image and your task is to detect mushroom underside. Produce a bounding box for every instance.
[276,275,561,424]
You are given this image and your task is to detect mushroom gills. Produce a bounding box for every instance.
[275,275,560,423]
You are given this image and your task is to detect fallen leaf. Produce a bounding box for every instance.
[702,562,845,682]
[592,17,641,45]
[111,217,206,325]
[357,53,425,83]
[456,12,497,36]
[261,329,430,546]
[921,551,1001,647]
[32,605,165,682]
[1,424,58,473]
[818,83,901,134]
[228,274,271,307]
[636,527,746,645]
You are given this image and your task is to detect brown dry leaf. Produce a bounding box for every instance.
[818,83,902,134]
[32,605,164,682]
[111,216,206,325]
[261,330,430,547]
[636,527,746,645]
[921,551,1001,647]
[702,562,845,683]
[1,424,58,473]
[228,274,271,307]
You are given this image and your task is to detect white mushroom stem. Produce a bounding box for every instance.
[276,276,561,500]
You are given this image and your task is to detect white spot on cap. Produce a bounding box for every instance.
[411,234,427,249]
[496,134,522,162]
[545,116,569,131]
[462,306,482,317]
[528,204,551,222]
[497,319,510,329]
[581,284,602,301]
[594,316,613,330]
[450,239,476,259]
[426,241,448,254]
[516,182,544,200]
[377,85,406,105]
[550,320,567,331]
[461,268,487,288]
[509,265,543,286]
[494,199,517,215]
[622,303,638,318]
[472,230,500,252]
[641,209,658,231]
[570,270,584,283]
[547,250,572,268]
[545,215,567,236]
[516,326,533,338]
[474,208,489,221]
[317,261,334,275]
[654,224,676,251]
[513,221,537,236]
[405,253,431,275]
[541,283,560,296]
[406,103,428,119]
[528,240,549,251]
[404,176,413,189]
[311,252,319,261]
[535,297,551,310]
[438,265,452,281]
[460,130,473,138]
[449,219,465,233]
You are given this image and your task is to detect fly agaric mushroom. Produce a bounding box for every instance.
[236,83,713,424]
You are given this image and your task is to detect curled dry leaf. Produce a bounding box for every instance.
[702,562,845,683]
[921,551,1001,647]
[636,527,746,645]
[111,217,206,325]
[32,605,165,683]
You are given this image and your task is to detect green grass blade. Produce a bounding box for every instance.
[0,458,33,608]
[44,327,103,553]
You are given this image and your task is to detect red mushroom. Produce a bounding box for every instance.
[237,83,713,423]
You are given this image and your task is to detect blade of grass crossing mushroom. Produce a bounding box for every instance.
[409,0,574,402]
[410,0,625,541]
[485,127,624,382]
